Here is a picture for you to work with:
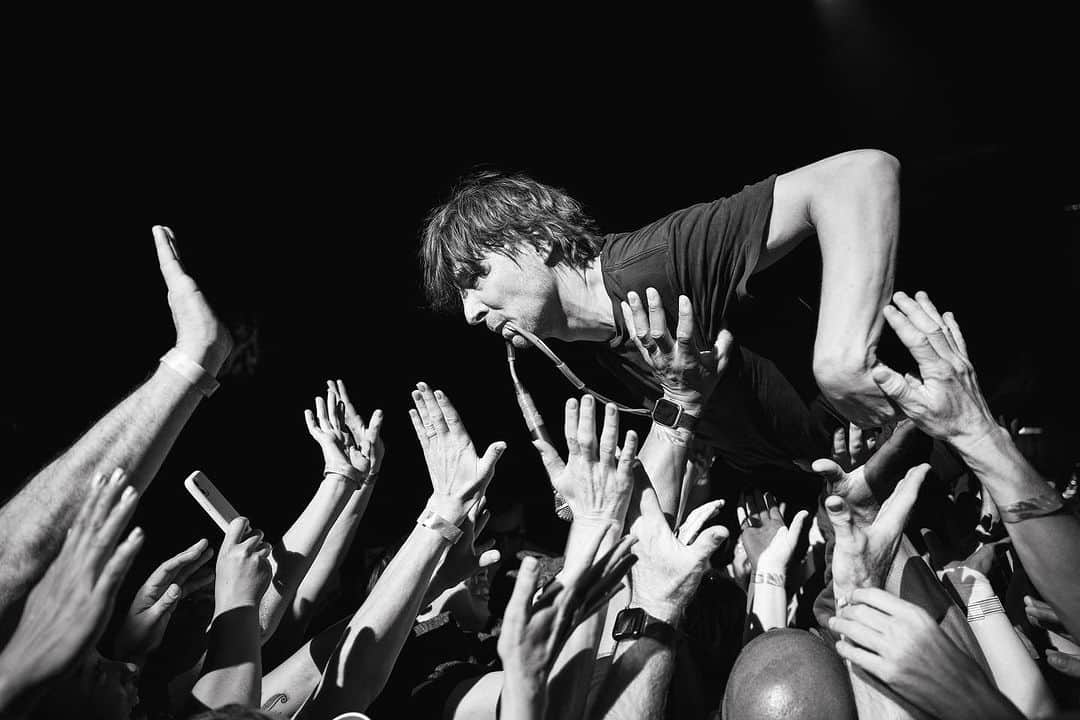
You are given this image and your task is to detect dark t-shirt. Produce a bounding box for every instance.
[598,176,832,473]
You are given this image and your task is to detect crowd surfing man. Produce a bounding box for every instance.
[420,150,901,490]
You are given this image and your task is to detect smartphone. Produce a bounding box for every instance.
[184,470,240,531]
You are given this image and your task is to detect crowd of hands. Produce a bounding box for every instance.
[0,226,1076,720]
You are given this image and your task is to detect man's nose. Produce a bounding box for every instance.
[463,291,487,326]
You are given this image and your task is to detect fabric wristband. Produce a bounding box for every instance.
[323,465,363,486]
[999,495,1064,523]
[417,508,463,544]
[752,571,787,588]
[160,348,220,398]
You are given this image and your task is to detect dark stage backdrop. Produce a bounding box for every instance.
[2,5,1076,620]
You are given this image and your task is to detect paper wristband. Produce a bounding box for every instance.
[323,466,363,485]
[160,349,220,398]
[417,508,463,544]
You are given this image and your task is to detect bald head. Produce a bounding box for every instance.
[722,629,856,720]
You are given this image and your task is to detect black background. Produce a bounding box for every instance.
[2,6,1077,600]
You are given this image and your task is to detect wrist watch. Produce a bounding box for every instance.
[611,607,680,645]
[650,397,698,432]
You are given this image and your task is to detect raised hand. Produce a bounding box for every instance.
[305,391,364,480]
[153,225,232,375]
[734,492,786,572]
[409,382,506,524]
[831,422,885,471]
[498,535,637,692]
[331,379,384,476]
[114,537,214,664]
[829,588,1023,719]
[812,419,931,527]
[755,510,810,577]
[554,396,640,523]
[826,463,930,597]
[0,470,143,705]
[214,517,272,611]
[628,485,728,623]
[870,291,998,451]
[621,290,733,408]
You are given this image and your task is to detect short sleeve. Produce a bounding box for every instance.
[664,175,776,340]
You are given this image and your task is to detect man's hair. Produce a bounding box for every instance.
[420,170,603,311]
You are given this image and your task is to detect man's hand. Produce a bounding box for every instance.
[831,422,883,471]
[621,290,733,410]
[409,382,506,525]
[331,379,385,476]
[114,537,215,664]
[153,225,232,376]
[812,419,931,527]
[214,517,272,611]
[829,588,1025,720]
[627,486,728,624]
[870,291,999,451]
[0,470,144,700]
[826,463,930,597]
[734,492,786,571]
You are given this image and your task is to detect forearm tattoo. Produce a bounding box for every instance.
[263,693,288,711]
[999,495,1064,523]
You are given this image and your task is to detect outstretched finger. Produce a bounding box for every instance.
[598,402,619,464]
[408,409,430,451]
[304,409,321,440]
[434,388,465,435]
[882,305,947,370]
[678,499,724,545]
[156,538,211,585]
[876,463,931,535]
[153,225,187,283]
[785,510,809,552]
[315,397,333,434]
[645,288,673,353]
[410,389,433,430]
[627,292,655,353]
[576,394,597,457]
[505,556,540,627]
[824,495,856,543]
[942,312,970,360]
[98,527,145,597]
[616,430,640,479]
[564,397,581,458]
[326,384,343,433]
[335,379,357,416]
[675,295,696,354]
[417,382,449,434]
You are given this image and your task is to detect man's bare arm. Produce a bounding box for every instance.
[767,149,900,426]
[0,226,231,618]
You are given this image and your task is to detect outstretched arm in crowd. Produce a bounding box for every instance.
[0,470,144,719]
[291,383,506,717]
[749,508,809,632]
[257,387,378,644]
[541,395,639,720]
[290,380,383,628]
[768,149,901,427]
[872,290,1080,640]
[0,226,231,618]
[592,484,727,720]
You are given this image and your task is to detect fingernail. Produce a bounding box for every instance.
[122,486,137,502]
[131,527,144,539]
[435,390,445,400]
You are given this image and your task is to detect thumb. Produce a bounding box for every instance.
[711,328,734,376]
[877,463,930,533]
[871,362,913,405]
[532,439,565,475]
[920,527,949,570]
[824,495,855,542]
[478,442,508,477]
[151,583,183,619]
[811,458,845,484]
[693,525,729,556]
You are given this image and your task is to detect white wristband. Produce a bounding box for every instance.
[417,508,463,544]
[160,349,220,398]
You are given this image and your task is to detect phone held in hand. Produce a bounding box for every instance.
[184,470,241,531]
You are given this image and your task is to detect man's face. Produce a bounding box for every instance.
[459,245,561,348]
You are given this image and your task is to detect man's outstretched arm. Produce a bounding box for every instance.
[766,148,901,427]
[0,226,231,618]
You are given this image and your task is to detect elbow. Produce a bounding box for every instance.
[813,353,868,399]
[845,149,900,195]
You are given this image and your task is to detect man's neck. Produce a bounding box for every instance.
[552,257,616,343]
